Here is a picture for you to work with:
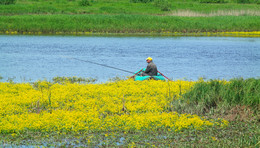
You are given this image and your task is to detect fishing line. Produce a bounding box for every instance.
[62,56,170,80]
[62,56,135,74]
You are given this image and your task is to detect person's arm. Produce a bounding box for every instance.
[144,64,151,73]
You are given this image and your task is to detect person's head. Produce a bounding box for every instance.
[146,57,152,63]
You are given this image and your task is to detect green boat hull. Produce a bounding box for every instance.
[134,68,165,81]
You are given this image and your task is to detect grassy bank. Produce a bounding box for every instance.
[0,78,259,147]
[1,14,260,36]
[0,0,260,36]
[1,0,260,15]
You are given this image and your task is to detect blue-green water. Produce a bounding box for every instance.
[0,35,259,82]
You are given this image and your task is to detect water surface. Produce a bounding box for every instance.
[0,35,259,82]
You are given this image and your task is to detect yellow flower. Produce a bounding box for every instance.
[211,137,217,141]
[0,80,228,133]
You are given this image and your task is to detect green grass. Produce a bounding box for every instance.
[171,78,259,120]
[0,0,260,34]
[184,78,259,107]
[1,14,260,34]
[0,0,260,15]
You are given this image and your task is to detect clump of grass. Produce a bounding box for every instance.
[236,0,250,4]
[199,0,225,3]
[52,76,97,84]
[130,0,153,3]
[223,78,259,107]
[171,78,259,120]
[154,0,172,11]
[0,0,16,5]
[108,76,126,82]
[79,0,91,6]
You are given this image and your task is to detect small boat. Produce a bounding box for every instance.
[133,68,166,81]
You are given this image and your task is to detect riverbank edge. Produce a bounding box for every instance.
[1,31,260,37]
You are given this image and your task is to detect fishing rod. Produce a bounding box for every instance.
[63,56,172,80]
[62,56,135,74]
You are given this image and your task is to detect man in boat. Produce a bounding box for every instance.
[141,57,158,76]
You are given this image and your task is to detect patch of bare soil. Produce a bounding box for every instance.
[222,105,259,122]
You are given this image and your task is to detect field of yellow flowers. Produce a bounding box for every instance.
[6,79,260,147]
[0,80,228,135]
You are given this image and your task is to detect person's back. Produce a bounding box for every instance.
[142,57,157,76]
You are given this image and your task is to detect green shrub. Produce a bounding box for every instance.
[130,0,153,3]
[235,0,259,3]
[236,0,260,4]
[79,0,90,6]
[199,0,225,3]
[154,0,171,11]
[236,0,250,3]
[0,0,16,5]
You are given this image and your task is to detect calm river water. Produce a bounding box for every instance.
[0,35,259,82]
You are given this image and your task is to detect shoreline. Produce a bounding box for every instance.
[1,31,260,37]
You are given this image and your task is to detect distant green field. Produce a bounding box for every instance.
[1,0,260,15]
[0,0,260,35]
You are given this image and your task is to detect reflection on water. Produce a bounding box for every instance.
[0,35,259,82]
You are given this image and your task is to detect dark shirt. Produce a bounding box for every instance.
[144,61,157,76]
